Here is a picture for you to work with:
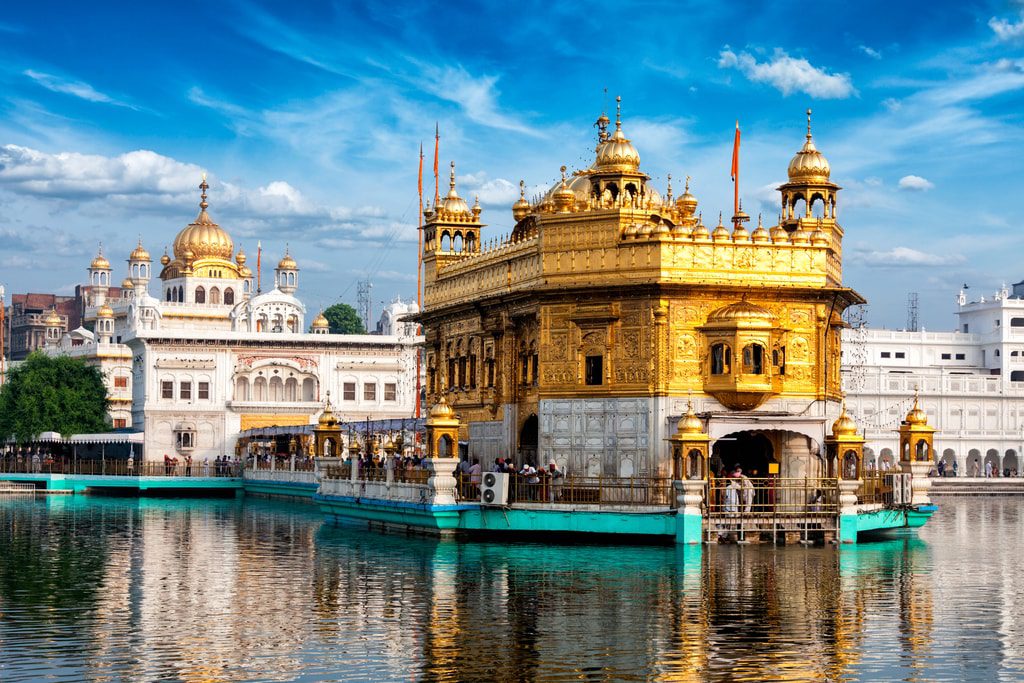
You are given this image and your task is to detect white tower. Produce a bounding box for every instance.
[88,245,112,306]
[128,239,152,291]
[96,304,114,344]
[43,308,62,347]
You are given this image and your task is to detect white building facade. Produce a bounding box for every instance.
[46,178,422,461]
[842,283,1024,476]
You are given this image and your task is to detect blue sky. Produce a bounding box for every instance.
[2,0,1024,328]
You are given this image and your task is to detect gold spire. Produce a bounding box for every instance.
[129,237,150,262]
[553,165,575,212]
[512,179,531,221]
[806,108,813,141]
[615,95,622,131]
[90,244,110,270]
[788,108,830,181]
[199,173,209,213]
[440,160,469,215]
[665,173,673,203]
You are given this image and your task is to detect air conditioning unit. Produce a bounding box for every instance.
[883,473,902,506]
[481,471,509,506]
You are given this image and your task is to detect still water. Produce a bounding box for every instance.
[0,495,1021,683]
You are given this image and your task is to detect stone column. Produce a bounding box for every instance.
[426,457,460,505]
[674,479,705,545]
[900,460,932,506]
[837,478,861,544]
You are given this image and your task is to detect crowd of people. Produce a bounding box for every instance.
[455,457,566,502]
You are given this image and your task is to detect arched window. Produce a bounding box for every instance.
[209,287,220,304]
[742,344,765,374]
[285,377,298,401]
[269,376,284,402]
[1012,318,1024,328]
[711,343,731,375]
[178,286,184,302]
[453,234,463,252]
[302,378,315,402]
[224,288,235,305]
[253,376,267,401]
[792,197,807,219]
[441,232,451,251]
[235,377,249,401]
[195,286,206,304]
[166,289,172,302]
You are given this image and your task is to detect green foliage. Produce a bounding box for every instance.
[323,303,366,334]
[0,352,109,443]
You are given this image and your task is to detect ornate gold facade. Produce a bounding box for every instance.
[418,100,863,473]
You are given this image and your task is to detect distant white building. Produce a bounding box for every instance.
[44,178,423,461]
[842,282,1024,476]
[376,296,420,337]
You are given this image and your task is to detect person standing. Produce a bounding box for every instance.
[740,469,755,514]
[725,476,741,515]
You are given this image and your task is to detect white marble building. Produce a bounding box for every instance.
[45,178,422,461]
[842,282,1024,475]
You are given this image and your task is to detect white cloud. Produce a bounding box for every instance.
[718,47,856,99]
[24,70,136,109]
[851,246,963,267]
[990,12,1024,41]
[416,64,542,137]
[859,45,882,60]
[897,175,934,191]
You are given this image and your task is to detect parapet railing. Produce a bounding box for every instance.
[705,477,839,517]
[322,463,430,485]
[455,473,675,508]
[248,458,316,472]
[0,459,242,478]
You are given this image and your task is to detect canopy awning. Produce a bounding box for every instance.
[67,432,145,445]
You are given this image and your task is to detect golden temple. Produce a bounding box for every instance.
[418,99,864,481]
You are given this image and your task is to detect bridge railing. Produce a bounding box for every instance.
[0,459,242,478]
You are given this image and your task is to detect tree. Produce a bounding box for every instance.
[323,303,366,334]
[0,353,109,443]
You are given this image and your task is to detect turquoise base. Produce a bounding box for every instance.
[0,472,242,493]
[839,505,937,543]
[242,480,318,499]
[675,511,703,545]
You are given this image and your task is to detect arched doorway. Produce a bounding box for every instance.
[518,414,538,466]
[711,431,774,478]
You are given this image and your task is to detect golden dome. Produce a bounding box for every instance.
[543,171,592,205]
[788,109,831,182]
[428,395,457,421]
[441,161,469,215]
[121,278,135,289]
[43,308,62,327]
[90,246,110,270]
[129,240,151,262]
[707,301,775,325]
[732,223,750,242]
[239,265,252,278]
[752,216,770,242]
[160,248,171,266]
[711,214,730,241]
[512,179,531,221]
[790,227,810,244]
[97,304,114,319]
[831,404,859,437]
[172,176,234,262]
[311,311,329,330]
[553,166,576,212]
[318,398,339,428]
[278,250,298,270]
[677,402,705,436]
[770,223,788,242]
[676,176,698,215]
[905,396,928,425]
[811,228,829,246]
[236,249,247,266]
[691,217,710,240]
[595,98,640,171]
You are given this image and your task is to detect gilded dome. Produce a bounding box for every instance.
[441,161,469,215]
[44,308,62,327]
[732,224,750,242]
[278,250,298,270]
[160,249,171,266]
[691,218,710,240]
[311,311,329,330]
[90,247,110,270]
[97,304,114,319]
[831,405,859,437]
[129,240,151,262]
[770,224,788,242]
[811,228,829,246]
[236,249,247,266]
[594,96,640,171]
[905,396,928,425]
[542,171,592,204]
[677,402,705,436]
[752,217,770,242]
[428,395,457,421]
[676,177,698,215]
[707,301,775,325]
[711,215,730,241]
[788,109,830,182]
[512,179,531,221]
[173,177,234,262]
[121,278,135,289]
[790,227,810,244]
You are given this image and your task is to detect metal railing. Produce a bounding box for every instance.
[0,459,242,478]
[858,472,891,505]
[455,473,674,507]
[321,463,431,485]
[704,477,840,543]
[248,458,316,472]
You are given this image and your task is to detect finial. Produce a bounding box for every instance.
[560,165,567,185]
[757,213,763,228]
[666,173,673,200]
[519,179,525,199]
[449,160,456,191]
[806,108,813,140]
[199,174,209,211]
[97,242,104,257]
[615,95,622,130]
[718,211,723,226]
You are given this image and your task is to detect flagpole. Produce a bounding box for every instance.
[434,123,440,206]
[732,120,740,221]
[416,142,424,419]
[256,240,262,293]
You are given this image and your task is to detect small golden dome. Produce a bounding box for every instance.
[623,223,640,239]
[512,179,531,221]
[129,240,151,262]
[707,301,775,325]
[318,399,339,427]
[752,216,770,242]
[312,311,329,330]
[788,109,831,182]
[97,304,114,319]
[652,221,670,237]
[121,278,135,289]
[770,224,788,242]
[811,228,829,246]
[790,227,810,244]
[160,248,171,266]
[677,402,705,436]
[441,161,469,215]
[278,250,298,270]
[831,404,859,437]
[553,166,576,212]
[691,217,710,240]
[428,395,456,420]
[239,265,252,278]
[44,308,62,327]
[711,214,730,241]
[90,247,110,270]
[236,249,247,266]
[676,177,698,216]
[732,224,750,242]
[595,98,641,171]
[173,176,234,262]
[905,396,928,425]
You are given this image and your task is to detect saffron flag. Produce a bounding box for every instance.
[730,121,740,182]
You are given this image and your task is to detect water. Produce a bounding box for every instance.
[0,496,1022,682]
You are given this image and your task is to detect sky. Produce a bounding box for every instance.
[2,0,1024,329]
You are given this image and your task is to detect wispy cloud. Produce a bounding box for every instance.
[858,45,882,60]
[989,11,1024,42]
[897,175,934,191]
[851,246,964,267]
[23,69,137,109]
[718,47,857,99]
[415,63,541,137]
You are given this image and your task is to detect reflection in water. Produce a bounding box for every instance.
[0,496,1019,681]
